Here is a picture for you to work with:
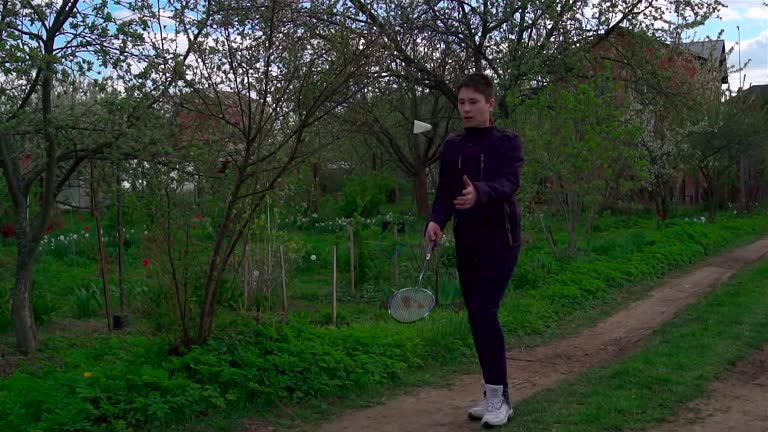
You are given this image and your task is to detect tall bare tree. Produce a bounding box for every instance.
[166,0,374,348]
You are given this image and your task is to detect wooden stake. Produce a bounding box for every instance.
[280,245,288,323]
[332,246,337,326]
[266,201,273,304]
[243,242,252,309]
[116,169,125,313]
[267,240,273,284]
[90,161,112,331]
[394,221,399,288]
[434,246,440,305]
[347,223,355,295]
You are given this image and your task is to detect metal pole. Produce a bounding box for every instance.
[737,25,742,88]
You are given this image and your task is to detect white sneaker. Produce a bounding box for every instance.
[480,384,513,428]
[467,383,488,420]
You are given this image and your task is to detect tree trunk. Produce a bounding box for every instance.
[564,191,580,256]
[194,269,224,347]
[13,229,37,354]
[194,176,246,347]
[414,165,430,217]
[13,261,36,354]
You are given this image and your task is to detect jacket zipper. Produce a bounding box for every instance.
[456,155,462,227]
[504,202,513,246]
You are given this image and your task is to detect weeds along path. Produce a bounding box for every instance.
[299,237,768,432]
[649,343,768,432]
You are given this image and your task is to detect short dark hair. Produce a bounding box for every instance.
[456,72,494,102]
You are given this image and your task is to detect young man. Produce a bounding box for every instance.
[424,72,524,428]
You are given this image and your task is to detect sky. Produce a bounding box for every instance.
[684,0,768,88]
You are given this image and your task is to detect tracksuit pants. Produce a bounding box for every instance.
[456,245,520,389]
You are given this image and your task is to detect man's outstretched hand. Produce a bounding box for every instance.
[454,175,477,209]
[425,221,443,246]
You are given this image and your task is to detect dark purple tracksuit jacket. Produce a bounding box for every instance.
[427,125,524,390]
[428,126,523,251]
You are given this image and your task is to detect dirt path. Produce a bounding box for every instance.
[286,237,768,432]
[650,344,768,432]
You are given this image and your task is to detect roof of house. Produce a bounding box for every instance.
[739,84,768,107]
[680,39,728,83]
[681,40,726,64]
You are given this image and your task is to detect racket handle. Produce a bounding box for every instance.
[426,241,436,260]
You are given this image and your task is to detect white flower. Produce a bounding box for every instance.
[58,235,65,241]
[310,254,317,261]
[84,233,89,238]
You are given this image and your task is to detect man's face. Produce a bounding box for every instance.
[458,87,495,128]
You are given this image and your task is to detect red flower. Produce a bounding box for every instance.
[1,224,15,239]
[192,224,197,230]
[142,258,150,267]
[192,213,203,221]
[83,225,90,231]
[45,225,53,233]
[658,212,666,219]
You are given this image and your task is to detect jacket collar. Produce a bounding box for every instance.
[462,126,495,144]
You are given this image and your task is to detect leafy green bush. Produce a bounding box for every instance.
[0,315,472,431]
[0,290,11,333]
[338,174,395,218]
[32,291,57,327]
[72,285,102,319]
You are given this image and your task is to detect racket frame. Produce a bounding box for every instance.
[387,286,437,323]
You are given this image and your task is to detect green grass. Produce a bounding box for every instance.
[502,259,768,431]
[163,212,768,432]
[501,212,768,343]
[3,210,768,432]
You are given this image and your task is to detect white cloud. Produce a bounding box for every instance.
[113,6,175,27]
[745,6,768,20]
[739,28,768,51]
[112,8,134,21]
[725,28,768,86]
[716,7,742,21]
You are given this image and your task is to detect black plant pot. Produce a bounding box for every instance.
[112,314,129,330]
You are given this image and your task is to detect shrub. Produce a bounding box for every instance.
[338,174,395,218]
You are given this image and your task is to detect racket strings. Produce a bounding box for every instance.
[389,288,435,323]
